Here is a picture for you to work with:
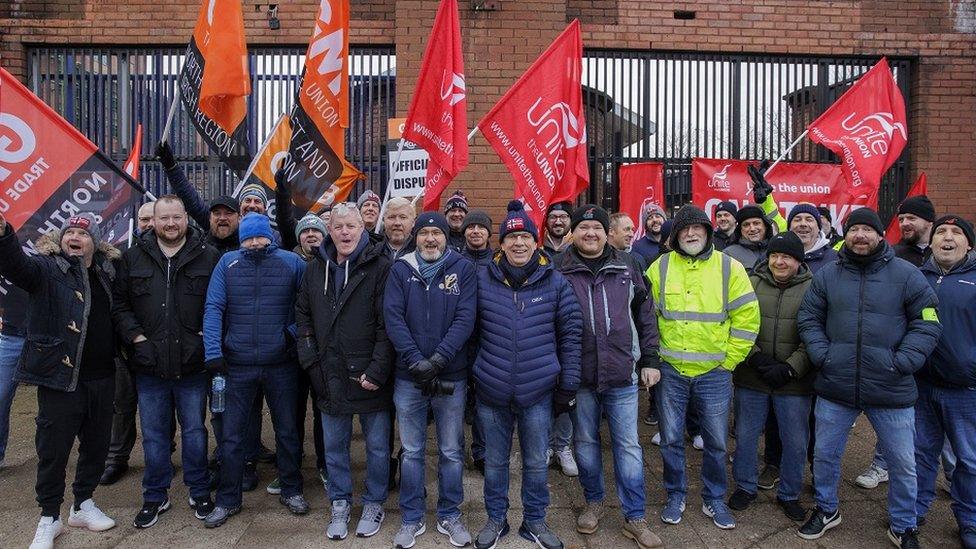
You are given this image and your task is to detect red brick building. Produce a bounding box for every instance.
[2,0,974,222]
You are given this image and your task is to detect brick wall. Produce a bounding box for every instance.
[2,0,974,222]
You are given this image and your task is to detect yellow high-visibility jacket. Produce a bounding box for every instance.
[646,248,761,377]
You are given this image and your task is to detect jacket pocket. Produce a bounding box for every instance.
[19,336,68,379]
[180,330,205,369]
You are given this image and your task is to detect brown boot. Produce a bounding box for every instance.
[623,518,664,549]
[576,501,605,534]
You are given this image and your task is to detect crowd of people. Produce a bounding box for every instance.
[0,150,972,549]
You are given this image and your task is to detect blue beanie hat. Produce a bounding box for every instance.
[500,200,539,241]
[295,214,327,240]
[788,203,822,228]
[414,211,450,237]
[239,213,274,243]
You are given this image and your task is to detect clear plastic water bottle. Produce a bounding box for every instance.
[211,374,226,414]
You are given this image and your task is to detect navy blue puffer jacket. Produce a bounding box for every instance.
[919,251,976,388]
[798,242,941,408]
[473,252,583,408]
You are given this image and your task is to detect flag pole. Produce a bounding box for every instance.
[409,127,478,207]
[375,137,407,234]
[229,113,287,198]
[161,91,180,144]
[764,129,808,177]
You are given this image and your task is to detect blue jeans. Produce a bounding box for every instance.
[394,378,465,523]
[478,398,552,524]
[550,411,573,450]
[873,438,955,482]
[321,409,391,505]
[813,398,917,532]
[732,387,811,501]
[657,363,732,502]
[135,372,210,502]
[216,364,303,508]
[0,334,24,463]
[211,390,263,464]
[915,380,976,529]
[571,384,645,520]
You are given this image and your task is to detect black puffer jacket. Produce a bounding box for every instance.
[798,242,942,408]
[296,234,395,415]
[112,226,220,379]
[0,229,119,392]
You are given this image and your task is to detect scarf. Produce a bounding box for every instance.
[417,250,450,285]
[499,250,541,289]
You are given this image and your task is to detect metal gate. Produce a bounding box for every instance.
[27,45,396,201]
[582,52,913,220]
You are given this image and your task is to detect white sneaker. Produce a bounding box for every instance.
[855,465,889,489]
[651,432,661,446]
[67,499,116,532]
[29,516,62,549]
[554,447,579,477]
[692,435,705,451]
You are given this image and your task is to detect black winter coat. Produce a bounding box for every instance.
[112,227,220,379]
[296,235,395,415]
[0,230,119,392]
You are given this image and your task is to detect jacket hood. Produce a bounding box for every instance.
[921,250,976,276]
[34,231,121,260]
[555,244,629,273]
[803,234,832,258]
[752,259,813,288]
[732,215,774,249]
[316,231,381,267]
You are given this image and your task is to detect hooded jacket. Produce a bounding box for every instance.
[384,250,477,383]
[630,234,664,267]
[554,246,660,392]
[296,233,395,415]
[798,242,942,408]
[462,246,493,267]
[722,214,775,271]
[801,235,839,274]
[112,226,220,379]
[0,229,120,392]
[203,242,306,366]
[473,251,583,408]
[918,251,976,388]
[734,260,815,395]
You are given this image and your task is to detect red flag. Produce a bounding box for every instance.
[478,20,588,230]
[618,162,664,240]
[123,123,143,179]
[402,0,468,212]
[885,172,928,244]
[807,58,907,197]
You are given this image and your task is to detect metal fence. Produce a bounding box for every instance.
[28,45,396,201]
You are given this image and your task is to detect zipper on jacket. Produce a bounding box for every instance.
[70,264,94,392]
[772,286,784,364]
[854,273,865,407]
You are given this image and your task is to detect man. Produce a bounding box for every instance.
[712,201,738,251]
[473,201,582,549]
[202,213,309,527]
[543,201,573,257]
[797,208,941,548]
[136,202,155,234]
[203,196,244,255]
[722,205,775,271]
[647,204,760,530]
[894,195,936,267]
[787,204,838,274]
[554,205,664,549]
[608,212,636,253]
[817,207,843,246]
[384,212,477,548]
[111,196,220,527]
[294,214,327,260]
[358,190,382,232]
[630,204,668,267]
[0,213,119,549]
[382,197,417,261]
[296,204,395,541]
[728,232,813,523]
[916,215,976,548]
[461,210,493,267]
[444,190,469,252]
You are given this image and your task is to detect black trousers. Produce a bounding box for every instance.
[35,375,115,517]
[105,364,137,465]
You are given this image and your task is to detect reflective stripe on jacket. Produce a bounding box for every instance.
[646,249,761,377]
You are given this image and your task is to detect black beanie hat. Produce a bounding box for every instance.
[547,201,573,217]
[668,204,713,252]
[931,214,975,248]
[571,204,610,233]
[767,232,806,262]
[716,201,738,216]
[844,208,885,236]
[461,210,493,236]
[898,195,936,222]
[735,205,767,225]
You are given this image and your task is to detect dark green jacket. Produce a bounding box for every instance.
[733,260,814,395]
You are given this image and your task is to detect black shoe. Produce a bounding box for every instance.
[242,461,258,492]
[256,444,276,464]
[777,498,807,522]
[190,495,215,520]
[916,515,926,527]
[207,465,220,491]
[472,457,485,476]
[133,499,171,529]
[99,463,129,486]
[642,409,659,426]
[888,527,920,549]
[388,453,401,491]
[728,488,756,511]
[798,507,842,540]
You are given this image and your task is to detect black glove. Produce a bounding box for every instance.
[639,352,661,371]
[746,351,778,370]
[748,160,774,204]
[205,357,229,375]
[297,335,318,370]
[131,339,155,370]
[275,166,290,191]
[155,140,177,170]
[553,389,577,416]
[757,360,796,389]
[408,359,438,385]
